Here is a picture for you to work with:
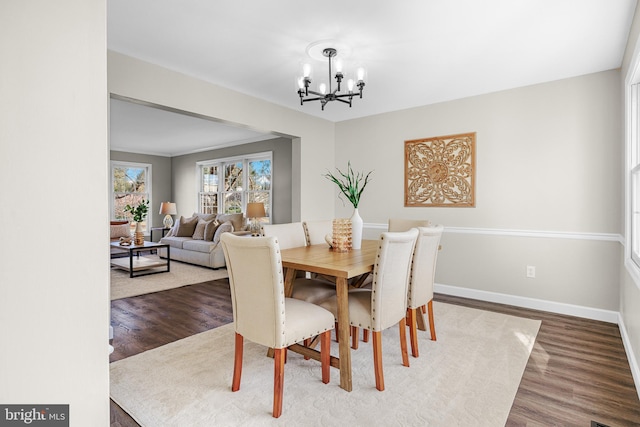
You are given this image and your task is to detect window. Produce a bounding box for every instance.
[198,152,272,219]
[111,161,152,233]
[627,48,640,286]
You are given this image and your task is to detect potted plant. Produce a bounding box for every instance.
[324,162,373,249]
[124,199,149,245]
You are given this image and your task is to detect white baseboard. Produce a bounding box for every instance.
[435,283,640,399]
[434,283,619,323]
[618,314,640,401]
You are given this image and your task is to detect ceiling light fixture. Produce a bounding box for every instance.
[296,47,366,110]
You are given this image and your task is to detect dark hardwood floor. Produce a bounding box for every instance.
[110,280,640,427]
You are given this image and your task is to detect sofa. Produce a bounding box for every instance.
[158,212,249,269]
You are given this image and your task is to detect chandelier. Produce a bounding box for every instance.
[296,47,366,110]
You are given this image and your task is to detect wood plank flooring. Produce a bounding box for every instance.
[110,280,640,427]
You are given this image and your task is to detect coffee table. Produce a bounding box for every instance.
[110,241,170,278]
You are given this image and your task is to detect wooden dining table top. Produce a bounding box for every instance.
[279,239,379,279]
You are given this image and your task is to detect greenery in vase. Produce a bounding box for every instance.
[124,199,149,223]
[323,162,373,209]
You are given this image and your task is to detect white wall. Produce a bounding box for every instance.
[337,71,622,316]
[107,52,336,222]
[0,1,110,424]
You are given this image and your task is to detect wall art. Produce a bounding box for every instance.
[404,132,475,207]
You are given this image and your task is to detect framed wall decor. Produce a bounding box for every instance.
[404,132,476,207]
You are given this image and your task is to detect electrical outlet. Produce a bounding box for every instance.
[526,265,536,278]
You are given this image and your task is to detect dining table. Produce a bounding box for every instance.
[280,239,379,392]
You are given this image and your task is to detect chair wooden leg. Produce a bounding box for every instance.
[351,326,359,349]
[232,333,243,392]
[362,329,369,343]
[407,308,419,358]
[421,304,427,314]
[427,300,437,341]
[334,322,339,342]
[399,318,410,367]
[303,338,310,360]
[372,330,384,391]
[273,348,285,418]
[321,330,330,384]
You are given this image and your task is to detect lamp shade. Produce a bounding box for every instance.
[159,202,177,215]
[246,202,266,219]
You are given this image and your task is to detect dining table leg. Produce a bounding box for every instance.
[335,277,352,392]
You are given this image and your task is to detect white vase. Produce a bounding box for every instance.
[350,208,363,250]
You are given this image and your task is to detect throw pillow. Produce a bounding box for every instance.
[213,220,234,244]
[192,219,213,240]
[204,219,220,241]
[192,212,217,222]
[175,215,199,237]
[110,223,130,239]
[216,213,245,232]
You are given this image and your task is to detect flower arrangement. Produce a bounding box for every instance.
[124,199,149,223]
[323,162,373,208]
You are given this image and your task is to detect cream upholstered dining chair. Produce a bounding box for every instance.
[220,233,334,418]
[263,222,337,304]
[388,219,442,352]
[303,220,333,245]
[261,222,307,248]
[319,229,418,391]
[404,226,443,357]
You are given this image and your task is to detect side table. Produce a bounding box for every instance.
[151,227,171,242]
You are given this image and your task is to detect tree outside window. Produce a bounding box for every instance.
[112,161,151,233]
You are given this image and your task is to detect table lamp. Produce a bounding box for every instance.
[246,202,266,236]
[159,202,177,228]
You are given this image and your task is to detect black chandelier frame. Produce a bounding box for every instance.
[297,47,365,110]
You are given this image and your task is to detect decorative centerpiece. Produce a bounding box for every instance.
[124,199,149,246]
[332,218,352,252]
[324,162,372,250]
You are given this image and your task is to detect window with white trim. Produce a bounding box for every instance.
[198,152,272,219]
[111,161,152,233]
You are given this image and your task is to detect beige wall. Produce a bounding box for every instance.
[337,71,623,313]
[0,1,110,424]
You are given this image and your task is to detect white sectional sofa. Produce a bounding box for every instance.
[158,212,249,269]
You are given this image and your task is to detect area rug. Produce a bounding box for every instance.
[110,256,228,300]
[110,302,540,426]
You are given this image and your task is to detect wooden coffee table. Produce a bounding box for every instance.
[110,241,170,278]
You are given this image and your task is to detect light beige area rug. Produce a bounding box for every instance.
[110,257,228,300]
[110,302,540,426]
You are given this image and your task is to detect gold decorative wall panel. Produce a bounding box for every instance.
[404,132,476,207]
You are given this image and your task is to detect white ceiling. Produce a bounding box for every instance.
[108,0,637,156]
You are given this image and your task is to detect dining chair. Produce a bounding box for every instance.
[263,222,337,304]
[220,233,335,418]
[319,229,418,391]
[261,222,307,248]
[303,220,333,246]
[405,226,443,357]
[388,219,442,353]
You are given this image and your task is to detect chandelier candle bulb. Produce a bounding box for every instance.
[297,45,366,110]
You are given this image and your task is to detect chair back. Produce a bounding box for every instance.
[261,222,307,249]
[220,233,286,348]
[370,229,418,331]
[303,220,333,245]
[408,226,443,309]
[388,218,431,232]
